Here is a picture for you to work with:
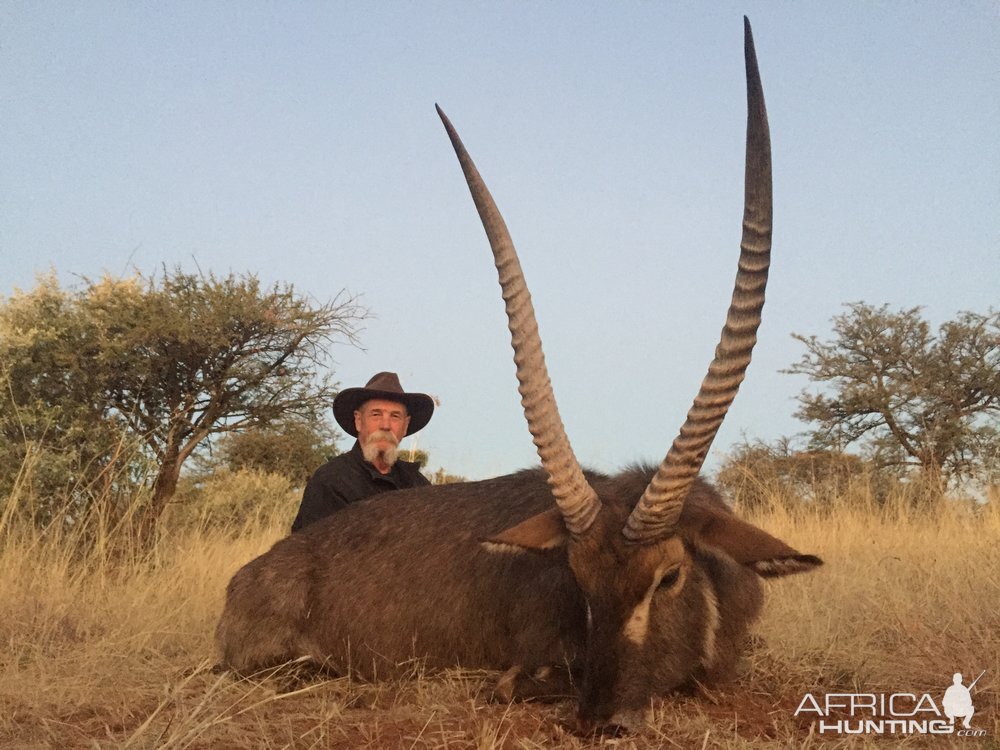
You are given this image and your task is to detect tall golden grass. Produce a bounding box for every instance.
[1,472,997,749]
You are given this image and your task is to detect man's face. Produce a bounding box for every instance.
[355,399,410,467]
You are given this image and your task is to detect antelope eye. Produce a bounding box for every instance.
[658,567,681,590]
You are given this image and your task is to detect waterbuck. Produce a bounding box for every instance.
[217,18,821,730]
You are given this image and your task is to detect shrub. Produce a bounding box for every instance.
[167,469,299,535]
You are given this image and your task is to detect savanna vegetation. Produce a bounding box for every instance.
[1,274,997,748]
[0,268,364,539]
[1,468,996,749]
[785,304,999,493]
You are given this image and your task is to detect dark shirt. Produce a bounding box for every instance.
[291,441,430,532]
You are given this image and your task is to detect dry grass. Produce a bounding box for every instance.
[1,485,998,749]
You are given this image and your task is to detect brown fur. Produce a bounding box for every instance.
[216,466,820,723]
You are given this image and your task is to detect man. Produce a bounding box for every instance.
[943,672,977,730]
[291,371,434,532]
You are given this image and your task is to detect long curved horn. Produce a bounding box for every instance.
[623,17,773,543]
[437,106,601,536]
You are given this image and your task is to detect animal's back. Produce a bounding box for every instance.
[217,465,767,683]
[217,470,586,676]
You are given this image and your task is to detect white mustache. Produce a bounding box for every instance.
[365,430,399,446]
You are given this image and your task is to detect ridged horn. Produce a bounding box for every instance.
[623,17,773,543]
[437,105,601,536]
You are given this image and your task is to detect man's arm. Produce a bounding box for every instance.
[400,462,431,488]
[291,469,349,533]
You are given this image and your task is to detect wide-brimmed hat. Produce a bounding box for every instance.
[332,371,435,437]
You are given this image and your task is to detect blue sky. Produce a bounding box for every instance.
[2,2,997,479]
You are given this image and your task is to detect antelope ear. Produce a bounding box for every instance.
[683,505,822,577]
[481,508,569,553]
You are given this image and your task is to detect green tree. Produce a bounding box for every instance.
[786,304,1000,490]
[0,274,142,524]
[716,438,892,511]
[0,268,365,537]
[211,416,340,485]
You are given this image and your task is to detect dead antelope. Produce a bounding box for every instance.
[217,17,821,731]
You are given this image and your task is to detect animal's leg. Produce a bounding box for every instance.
[493,664,575,703]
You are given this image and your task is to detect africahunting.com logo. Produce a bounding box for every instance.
[795,670,987,737]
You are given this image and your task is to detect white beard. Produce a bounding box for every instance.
[361,430,399,468]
